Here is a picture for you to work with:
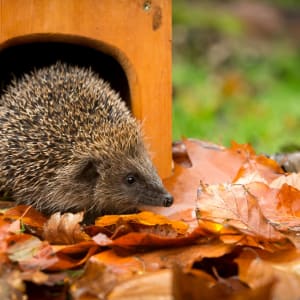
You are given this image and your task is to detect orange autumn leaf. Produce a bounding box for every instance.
[107,226,208,253]
[48,241,99,271]
[92,250,146,276]
[3,205,47,229]
[230,141,283,174]
[273,184,300,218]
[95,211,189,236]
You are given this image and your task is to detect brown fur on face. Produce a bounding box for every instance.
[0,62,173,223]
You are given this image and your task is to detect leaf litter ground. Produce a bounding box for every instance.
[1,139,300,299]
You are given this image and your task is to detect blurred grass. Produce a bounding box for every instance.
[172,0,300,153]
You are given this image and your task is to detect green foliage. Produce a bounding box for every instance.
[172,1,300,154]
[264,0,300,8]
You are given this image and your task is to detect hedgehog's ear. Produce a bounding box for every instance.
[75,159,99,184]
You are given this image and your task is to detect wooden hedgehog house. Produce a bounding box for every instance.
[0,0,172,178]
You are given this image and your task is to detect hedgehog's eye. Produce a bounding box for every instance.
[125,174,137,185]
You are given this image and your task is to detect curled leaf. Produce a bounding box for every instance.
[43,212,90,245]
[95,211,189,237]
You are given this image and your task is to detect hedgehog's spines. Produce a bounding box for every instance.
[0,62,173,221]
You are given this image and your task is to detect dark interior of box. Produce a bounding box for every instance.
[0,42,130,106]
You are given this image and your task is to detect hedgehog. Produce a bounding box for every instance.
[0,62,173,222]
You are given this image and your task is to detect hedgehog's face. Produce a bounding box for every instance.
[75,149,173,218]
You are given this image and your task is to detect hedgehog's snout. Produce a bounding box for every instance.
[163,193,173,207]
[138,188,173,207]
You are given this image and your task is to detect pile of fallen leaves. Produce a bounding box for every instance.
[1,139,300,300]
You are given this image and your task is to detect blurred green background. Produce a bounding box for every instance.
[172,0,300,153]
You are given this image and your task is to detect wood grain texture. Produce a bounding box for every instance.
[0,0,172,178]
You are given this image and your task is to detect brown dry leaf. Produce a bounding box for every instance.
[230,282,275,300]
[173,267,216,300]
[231,142,283,184]
[173,251,275,300]
[92,240,232,275]
[108,269,172,300]
[236,248,300,300]
[173,265,254,300]
[43,211,90,245]
[195,177,300,247]
[173,263,274,300]
[70,258,118,300]
[171,140,193,167]
[244,182,300,243]
[136,240,233,271]
[73,255,274,300]
[196,182,292,249]
[249,248,300,276]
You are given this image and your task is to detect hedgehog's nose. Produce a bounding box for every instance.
[163,193,174,207]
